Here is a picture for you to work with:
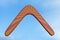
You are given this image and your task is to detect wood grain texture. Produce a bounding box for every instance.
[5,5,54,36]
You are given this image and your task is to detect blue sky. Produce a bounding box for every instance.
[0,0,60,40]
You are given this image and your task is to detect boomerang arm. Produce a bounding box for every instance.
[30,7,54,36]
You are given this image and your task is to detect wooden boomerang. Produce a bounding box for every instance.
[5,5,54,36]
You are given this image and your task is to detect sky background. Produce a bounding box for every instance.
[0,0,60,40]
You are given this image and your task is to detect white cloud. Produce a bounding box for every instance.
[42,0,60,9]
[0,0,18,7]
[53,30,60,40]
[41,0,60,40]
[0,36,14,40]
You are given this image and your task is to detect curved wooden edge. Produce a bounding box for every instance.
[5,5,54,36]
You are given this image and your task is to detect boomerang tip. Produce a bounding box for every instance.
[50,30,55,36]
[5,31,9,36]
